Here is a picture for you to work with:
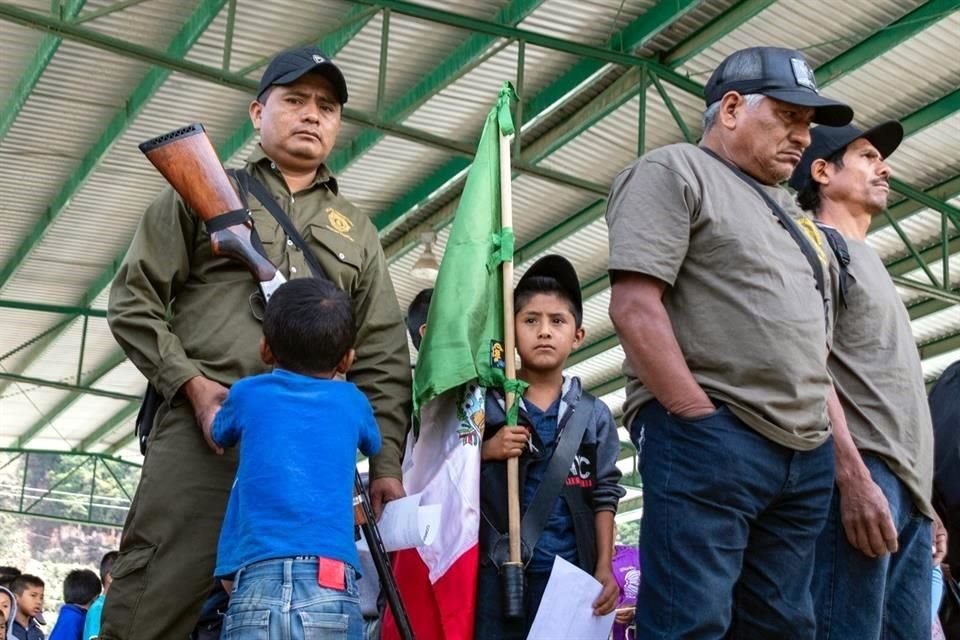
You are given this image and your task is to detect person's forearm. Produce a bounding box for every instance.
[610,283,712,415]
[827,384,869,488]
[595,510,615,570]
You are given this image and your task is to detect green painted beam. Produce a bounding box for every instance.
[814,0,957,86]
[0,371,140,401]
[76,401,139,452]
[919,329,960,360]
[371,0,704,231]
[215,6,375,163]
[889,177,960,230]
[887,236,960,277]
[0,0,85,143]
[901,87,960,137]
[0,253,123,399]
[660,0,777,66]
[327,0,548,175]
[870,175,960,234]
[0,0,228,293]
[105,431,137,456]
[15,350,131,448]
[342,0,702,95]
[0,299,107,317]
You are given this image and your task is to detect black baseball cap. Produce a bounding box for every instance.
[516,255,582,317]
[705,47,853,126]
[788,120,903,192]
[257,46,348,104]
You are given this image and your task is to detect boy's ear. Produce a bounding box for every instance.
[337,348,356,375]
[259,336,275,366]
[573,325,586,349]
[418,324,427,340]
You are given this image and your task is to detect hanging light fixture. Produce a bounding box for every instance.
[411,231,441,282]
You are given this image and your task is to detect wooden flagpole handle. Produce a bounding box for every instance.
[499,127,525,619]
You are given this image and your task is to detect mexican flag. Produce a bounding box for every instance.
[381,83,517,640]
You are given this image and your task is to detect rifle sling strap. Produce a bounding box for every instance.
[204,209,251,234]
[699,148,826,309]
[230,168,332,282]
[519,393,595,563]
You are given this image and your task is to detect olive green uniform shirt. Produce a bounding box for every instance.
[607,143,834,450]
[108,146,411,479]
[829,235,935,518]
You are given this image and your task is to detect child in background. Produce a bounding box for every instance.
[48,570,100,640]
[476,255,625,638]
[0,586,14,639]
[212,278,381,640]
[10,575,44,640]
[82,552,117,640]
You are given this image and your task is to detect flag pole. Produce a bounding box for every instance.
[498,120,525,619]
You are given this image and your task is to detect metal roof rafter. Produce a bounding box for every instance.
[326,0,549,175]
[0,0,229,292]
[0,0,85,144]
[369,0,707,232]
[14,350,129,448]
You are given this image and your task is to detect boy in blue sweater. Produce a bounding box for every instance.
[212,278,381,640]
[48,570,100,640]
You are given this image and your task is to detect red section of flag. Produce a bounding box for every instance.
[381,545,479,640]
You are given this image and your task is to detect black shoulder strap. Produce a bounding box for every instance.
[699,148,826,307]
[519,393,596,564]
[815,222,850,309]
[229,169,331,282]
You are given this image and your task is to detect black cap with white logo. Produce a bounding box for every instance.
[705,47,853,126]
[257,46,348,104]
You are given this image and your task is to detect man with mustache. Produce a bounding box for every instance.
[605,46,852,637]
[791,122,946,639]
[102,46,411,639]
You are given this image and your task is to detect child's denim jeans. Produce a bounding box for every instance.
[223,557,363,640]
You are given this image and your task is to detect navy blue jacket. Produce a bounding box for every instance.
[479,376,624,573]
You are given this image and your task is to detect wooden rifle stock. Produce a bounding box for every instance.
[139,123,284,300]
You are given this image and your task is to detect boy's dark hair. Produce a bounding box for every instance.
[515,276,583,328]
[0,566,20,588]
[406,288,433,350]
[99,551,120,583]
[263,278,356,374]
[11,574,43,595]
[796,147,846,214]
[63,569,101,605]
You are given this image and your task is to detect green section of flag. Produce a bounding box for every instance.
[413,83,517,414]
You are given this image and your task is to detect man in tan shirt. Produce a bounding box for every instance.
[606,46,851,638]
[791,122,947,639]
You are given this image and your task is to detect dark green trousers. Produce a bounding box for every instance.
[100,398,238,640]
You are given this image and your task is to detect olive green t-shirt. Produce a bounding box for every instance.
[829,235,935,517]
[607,143,833,451]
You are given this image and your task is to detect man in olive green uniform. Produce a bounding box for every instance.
[101,47,411,640]
[791,122,947,639]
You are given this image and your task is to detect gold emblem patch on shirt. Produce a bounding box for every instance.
[326,208,354,241]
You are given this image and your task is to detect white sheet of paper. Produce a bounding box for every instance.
[527,556,616,640]
[375,492,441,552]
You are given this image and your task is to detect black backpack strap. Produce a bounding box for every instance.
[815,222,851,309]
[700,148,827,309]
[518,393,596,565]
[232,169,331,282]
